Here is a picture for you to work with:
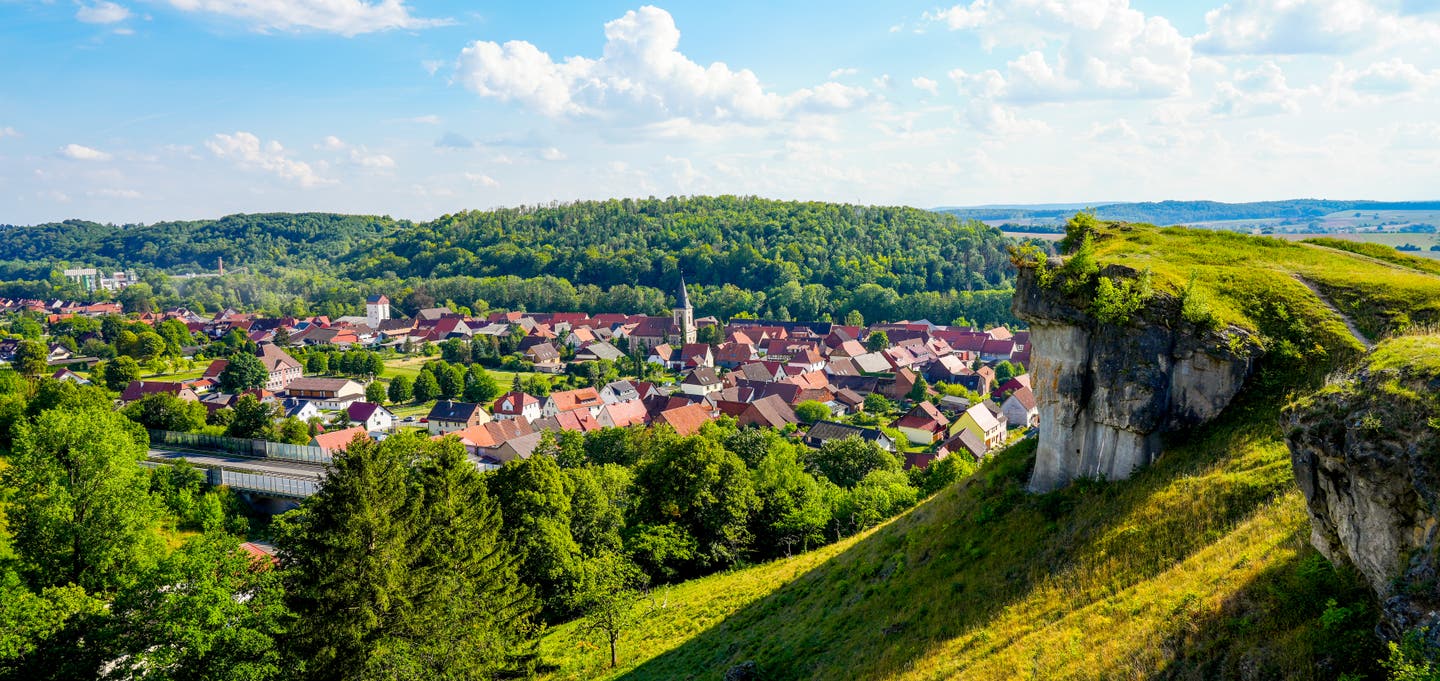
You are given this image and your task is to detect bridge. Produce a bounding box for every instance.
[146,448,325,500]
[144,430,331,502]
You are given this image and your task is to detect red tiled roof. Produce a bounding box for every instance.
[313,426,369,453]
[549,388,603,412]
[656,403,714,436]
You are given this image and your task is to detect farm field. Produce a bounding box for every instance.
[1278,231,1440,258]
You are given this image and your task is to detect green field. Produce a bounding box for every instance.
[1279,231,1440,258]
[382,356,532,388]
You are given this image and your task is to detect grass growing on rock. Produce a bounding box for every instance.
[1073,223,1440,344]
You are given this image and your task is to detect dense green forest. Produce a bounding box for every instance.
[0,197,1023,326]
[941,199,1440,226]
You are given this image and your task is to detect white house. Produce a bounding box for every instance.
[492,391,542,422]
[348,402,396,432]
[1001,386,1040,429]
[679,367,723,397]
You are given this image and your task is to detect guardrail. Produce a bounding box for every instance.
[209,468,318,499]
[147,429,332,465]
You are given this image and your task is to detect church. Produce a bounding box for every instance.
[626,274,696,350]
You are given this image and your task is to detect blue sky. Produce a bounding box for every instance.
[2,0,1439,224]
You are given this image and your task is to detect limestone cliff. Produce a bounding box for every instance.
[1288,336,1440,641]
[1013,263,1260,493]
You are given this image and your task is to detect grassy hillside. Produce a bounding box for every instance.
[538,224,1440,680]
[541,407,1374,680]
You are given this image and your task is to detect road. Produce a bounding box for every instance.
[147,448,327,480]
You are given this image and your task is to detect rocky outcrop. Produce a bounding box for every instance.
[1014,264,1260,493]
[1288,344,1440,641]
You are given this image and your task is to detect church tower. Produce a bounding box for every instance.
[366,294,391,328]
[673,273,695,344]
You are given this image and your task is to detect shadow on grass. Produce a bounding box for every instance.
[1153,530,1382,681]
[611,397,1307,680]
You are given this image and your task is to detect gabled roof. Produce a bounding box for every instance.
[682,367,721,386]
[962,402,1002,432]
[1004,386,1038,411]
[893,401,950,430]
[548,388,604,412]
[577,340,624,361]
[526,342,561,362]
[427,400,486,422]
[632,315,678,339]
[600,399,650,428]
[285,377,360,394]
[257,344,301,372]
[534,410,603,434]
[313,426,369,453]
[493,391,540,415]
[655,403,714,436]
[804,420,890,446]
[347,401,392,422]
[944,429,988,460]
[740,394,798,429]
[121,380,196,403]
[448,418,534,449]
[852,352,893,374]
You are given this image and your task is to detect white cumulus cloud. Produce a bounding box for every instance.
[1210,61,1310,117]
[1195,0,1440,55]
[463,172,499,187]
[206,131,329,187]
[166,0,449,36]
[1329,57,1440,103]
[455,6,873,124]
[76,1,131,24]
[540,146,567,161]
[912,77,940,96]
[60,143,112,161]
[927,0,1193,102]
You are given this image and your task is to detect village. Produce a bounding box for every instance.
[0,276,1037,471]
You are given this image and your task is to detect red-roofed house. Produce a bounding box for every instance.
[312,426,370,454]
[121,380,199,405]
[655,403,714,436]
[493,391,541,422]
[543,388,605,418]
[891,401,950,445]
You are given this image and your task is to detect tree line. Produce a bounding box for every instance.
[0,197,1025,327]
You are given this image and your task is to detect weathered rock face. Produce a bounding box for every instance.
[1288,357,1440,640]
[1014,264,1259,493]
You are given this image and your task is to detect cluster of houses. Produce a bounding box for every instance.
[5,278,1041,471]
[0,297,124,320]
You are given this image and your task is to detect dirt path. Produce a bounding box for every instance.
[1292,274,1374,350]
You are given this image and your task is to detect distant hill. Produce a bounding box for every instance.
[0,197,1021,326]
[940,199,1440,227]
[0,213,403,272]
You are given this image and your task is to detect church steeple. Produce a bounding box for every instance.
[677,272,693,310]
[672,272,696,344]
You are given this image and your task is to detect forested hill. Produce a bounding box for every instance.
[0,213,404,275]
[0,197,1020,326]
[367,197,1011,294]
